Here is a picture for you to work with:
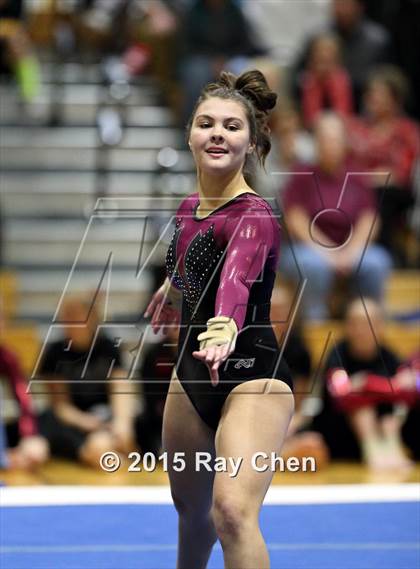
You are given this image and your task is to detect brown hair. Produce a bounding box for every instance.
[186,69,277,174]
[367,65,409,107]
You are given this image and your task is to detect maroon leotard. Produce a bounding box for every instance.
[166,191,293,429]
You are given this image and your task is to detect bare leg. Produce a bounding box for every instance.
[211,379,294,569]
[79,430,116,469]
[162,371,217,569]
[348,406,385,469]
[380,412,413,470]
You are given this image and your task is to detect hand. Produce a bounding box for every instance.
[18,435,49,467]
[144,280,181,335]
[394,367,416,390]
[81,413,105,433]
[328,247,358,276]
[192,316,238,387]
[349,372,368,391]
[193,344,235,387]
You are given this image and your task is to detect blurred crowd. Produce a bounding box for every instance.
[1,0,419,473]
[1,290,419,474]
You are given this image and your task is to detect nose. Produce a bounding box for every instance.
[210,129,224,144]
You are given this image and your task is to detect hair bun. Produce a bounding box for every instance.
[235,70,277,113]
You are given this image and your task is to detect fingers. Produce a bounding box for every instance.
[143,298,156,318]
[209,366,220,387]
[192,343,233,387]
[144,292,162,319]
[144,288,165,318]
[192,348,221,387]
[150,304,180,335]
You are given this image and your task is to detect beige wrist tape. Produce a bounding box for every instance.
[197,316,238,350]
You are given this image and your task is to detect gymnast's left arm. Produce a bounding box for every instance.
[193,207,274,385]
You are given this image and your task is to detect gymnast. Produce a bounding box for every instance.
[144,69,294,569]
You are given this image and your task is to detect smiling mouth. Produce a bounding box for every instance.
[206,148,229,155]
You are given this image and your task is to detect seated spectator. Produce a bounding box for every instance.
[0,0,40,103]
[257,100,315,196]
[400,350,420,461]
[178,0,267,125]
[135,324,179,456]
[270,279,312,427]
[347,66,420,263]
[292,0,393,111]
[270,279,330,468]
[0,302,48,470]
[300,33,353,129]
[37,296,136,469]
[310,298,416,470]
[125,1,179,111]
[279,112,392,320]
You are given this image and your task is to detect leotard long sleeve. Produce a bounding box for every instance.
[166,191,280,331]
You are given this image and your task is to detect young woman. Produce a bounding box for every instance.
[144,69,294,569]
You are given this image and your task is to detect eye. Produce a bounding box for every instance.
[198,122,211,128]
[227,124,239,131]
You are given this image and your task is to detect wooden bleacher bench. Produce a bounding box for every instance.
[303,320,419,369]
[0,270,18,322]
[385,270,420,313]
[0,325,40,378]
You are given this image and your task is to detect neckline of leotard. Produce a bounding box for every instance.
[192,191,261,221]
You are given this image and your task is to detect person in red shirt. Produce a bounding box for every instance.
[280,112,392,320]
[347,66,420,261]
[313,298,415,470]
[301,33,353,129]
[0,302,49,470]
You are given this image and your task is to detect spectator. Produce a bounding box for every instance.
[347,66,420,263]
[257,100,315,196]
[178,0,266,125]
[270,279,312,429]
[292,0,393,111]
[0,0,41,103]
[125,1,179,110]
[401,350,420,461]
[300,33,353,129]
[279,112,392,320]
[37,296,136,469]
[0,301,48,470]
[310,298,415,470]
[77,0,130,54]
[135,324,179,456]
[269,279,330,468]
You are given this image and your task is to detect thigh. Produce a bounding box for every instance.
[38,409,86,460]
[357,244,392,273]
[162,369,216,515]
[213,379,294,511]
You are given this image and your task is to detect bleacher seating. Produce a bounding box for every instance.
[1,57,418,374]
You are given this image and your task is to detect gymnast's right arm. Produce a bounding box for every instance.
[143,277,182,334]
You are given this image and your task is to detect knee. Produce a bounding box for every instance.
[79,431,115,468]
[171,490,190,517]
[359,246,392,275]
[211,495,253,544]
[171,491,211,531]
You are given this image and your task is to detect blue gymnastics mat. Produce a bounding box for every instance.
[1,485,419,569]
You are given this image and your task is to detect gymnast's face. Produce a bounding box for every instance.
[189,97,253,176]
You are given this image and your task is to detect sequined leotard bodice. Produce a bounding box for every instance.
[165,191,293,429]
